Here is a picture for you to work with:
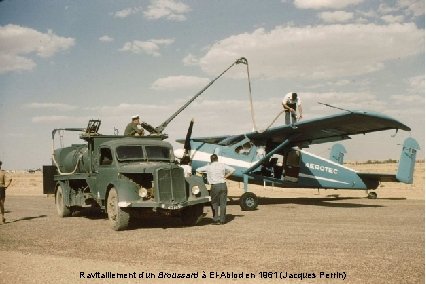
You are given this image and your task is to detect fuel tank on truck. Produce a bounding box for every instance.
[54,144,91,174]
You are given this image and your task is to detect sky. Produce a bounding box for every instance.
[0,0,424,170]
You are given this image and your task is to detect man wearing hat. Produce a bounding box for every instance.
[0,161,12,224]
[124,115,145,136]
[282,92,303,125]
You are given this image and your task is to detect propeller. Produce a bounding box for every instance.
[184,118,194,156]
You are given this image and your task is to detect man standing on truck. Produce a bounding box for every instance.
[0,161,12,224]
[196,154,235,225]
[124,115,144,136]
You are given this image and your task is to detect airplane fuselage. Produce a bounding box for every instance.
[189,140,374,190]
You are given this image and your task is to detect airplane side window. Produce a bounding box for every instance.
[235,142,252,155]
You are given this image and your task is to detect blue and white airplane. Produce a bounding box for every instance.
[176,111,419,211]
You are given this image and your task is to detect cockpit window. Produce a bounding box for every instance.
[145,146,171,161]
[235,142,253,155]
[116,145,145,162]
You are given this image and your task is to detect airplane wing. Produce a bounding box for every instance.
[246,110,410,146]
[176,135,234,145]
[176,110,410,147]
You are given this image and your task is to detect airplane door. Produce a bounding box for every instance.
[283,148,301,182]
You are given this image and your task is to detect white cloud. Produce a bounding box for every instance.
[406,75,425,94]
[32,115,78,123]
[86,103,169,117]
[144,0,191,21]
[151,76,210,91]
[182,53,199,66]
[0,24,75,74]
[294,0,364,10]
[379,0,424,18]
[197,23,424,80]
[380,15,405,24]
[319,11,354,23]
[24,103,78,111]
[99,35,114,42]
[119,38,174,56]
[390,94,424,105]
[398,0,425,17]
[113,7,143,18]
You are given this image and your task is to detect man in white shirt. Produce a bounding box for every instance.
[179,156,192,177]
[282,92,303,125]
[196,154,235,224]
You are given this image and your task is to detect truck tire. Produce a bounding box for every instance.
[55,185,71,217]
[107,187,130,231]
[180,204,204,226]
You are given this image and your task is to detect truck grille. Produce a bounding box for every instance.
[157,167,186,203]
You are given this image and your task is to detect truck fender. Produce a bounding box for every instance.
[105,182,139,208]
[185,176,209,197]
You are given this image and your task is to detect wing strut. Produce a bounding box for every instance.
[242,137,296,193]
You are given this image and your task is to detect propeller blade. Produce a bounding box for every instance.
[184,119,194,154]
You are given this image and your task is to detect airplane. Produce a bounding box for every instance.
[133,57,419,211]
[175,110,420,211]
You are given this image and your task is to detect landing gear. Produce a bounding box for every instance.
[367,191,377,199]
[240,192,258,211]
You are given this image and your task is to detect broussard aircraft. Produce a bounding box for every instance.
[138,57,419,211]
[175,111,419,211]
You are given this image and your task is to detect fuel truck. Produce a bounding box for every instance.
[43,120,210,230]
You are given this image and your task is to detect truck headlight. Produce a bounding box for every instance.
[191,186,200,195]
[139,187,148,198]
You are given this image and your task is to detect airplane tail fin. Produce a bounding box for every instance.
[329,143,347,165]
[396,137,420,184]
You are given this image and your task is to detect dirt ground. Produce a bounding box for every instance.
[0,163,424,284]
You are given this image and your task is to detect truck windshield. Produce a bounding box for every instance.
[116,145,145,162]
[145,146,171,161]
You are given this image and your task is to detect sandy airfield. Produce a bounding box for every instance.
[0,163,424,284]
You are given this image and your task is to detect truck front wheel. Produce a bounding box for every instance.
[56,185,71,217]
[180,204,204,226]
[107,187,130,231]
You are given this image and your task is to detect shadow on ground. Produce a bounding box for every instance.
[228,196,386,208]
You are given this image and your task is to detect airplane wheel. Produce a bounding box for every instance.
[240,192,258,211]
[367,192,377,199]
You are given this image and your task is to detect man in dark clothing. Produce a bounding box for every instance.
[0,161,12,224]
[124,115,144,136]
